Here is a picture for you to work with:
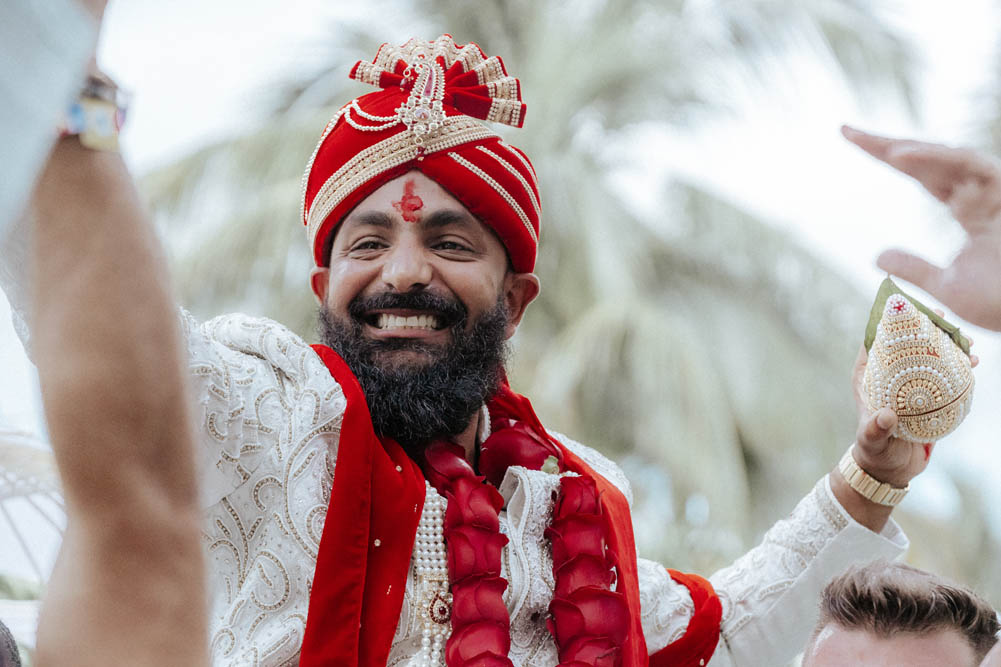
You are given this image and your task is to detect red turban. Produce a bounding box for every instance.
[300,35,542,272]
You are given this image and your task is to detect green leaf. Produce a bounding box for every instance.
[864,276,971,355]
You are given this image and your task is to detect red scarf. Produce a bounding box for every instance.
[300,345,720,665]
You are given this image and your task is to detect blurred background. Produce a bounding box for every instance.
[2,0,1001,662]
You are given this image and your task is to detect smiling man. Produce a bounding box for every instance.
[271,35,925,666]
[5,34,966,667]
[312,172,538,461]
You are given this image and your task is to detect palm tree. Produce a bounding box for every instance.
[142,0,923,574]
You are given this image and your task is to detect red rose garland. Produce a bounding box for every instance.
[424,441,513,666]
[547,475,630,665]
[424,418,628,666]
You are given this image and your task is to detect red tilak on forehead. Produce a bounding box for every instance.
[393,180,424,223]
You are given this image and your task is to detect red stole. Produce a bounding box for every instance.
[300,345,720,666]
[300,345,427,665]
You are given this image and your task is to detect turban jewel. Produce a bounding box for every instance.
[301,35,541,272]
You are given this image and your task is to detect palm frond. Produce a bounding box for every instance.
[139,0,1001,596]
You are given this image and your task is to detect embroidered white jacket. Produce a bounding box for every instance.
[0,207,907,665]
[179,312,908,667]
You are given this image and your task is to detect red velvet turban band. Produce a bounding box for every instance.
[300,35,542,273]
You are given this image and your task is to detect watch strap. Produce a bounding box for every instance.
[838,447,909,507]
[59,73,127,151]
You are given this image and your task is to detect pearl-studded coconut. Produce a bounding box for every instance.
[862,291,974,442]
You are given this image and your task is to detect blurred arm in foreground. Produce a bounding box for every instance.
[31,133,208,667]
[25,11,208,663]
[843,126,1001,333]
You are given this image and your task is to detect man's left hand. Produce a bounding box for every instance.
[849,345,931,488]
[833,330,977,531]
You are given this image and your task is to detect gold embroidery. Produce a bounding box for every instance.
[305,505,326,545]
[817,479,849,532]
[281,421,339,558]
[305,117,497,241]
[208,540,243,587]
[207,413,227,441]
[262,632,298,664]
[484,76,519,101]
[299,113,343,225]
[248,516,263,541]
[456,45,484,75]
[211,628,237,657]
[228,598,246,625]
[196,315,343,666]
[222,497,251,568]
[500,140,540,187]
[306,132,419,239]
[447,151,537,243]
[475,145,541,219]
[257,562,274,588]
[351,61,384,87]
[474,58,509,89]
[299,388,323,425]
[253,476,283,511]
[250,551,291,612]
[292,449,318,480]
[215,519,232,540]
[246,613,267,641]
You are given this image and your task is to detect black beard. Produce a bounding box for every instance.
[317,289,510,458]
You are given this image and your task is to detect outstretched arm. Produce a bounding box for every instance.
[842,126,1001,332]
[29,67,208,667]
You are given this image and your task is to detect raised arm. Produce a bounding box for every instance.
[843,126,1001,332]
[29,65,208,667]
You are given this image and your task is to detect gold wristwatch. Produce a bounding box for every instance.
[838,447,909,507]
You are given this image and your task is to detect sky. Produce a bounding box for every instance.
[653,1,1001,525]
[2,0,1001,581]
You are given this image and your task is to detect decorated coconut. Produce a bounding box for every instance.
[862,278,974,443]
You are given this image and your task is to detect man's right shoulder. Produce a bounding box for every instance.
[180,310,346,508]
[181,310,333,387]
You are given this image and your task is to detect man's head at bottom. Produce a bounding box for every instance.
[803,560,999,667]
[310,170,540,454]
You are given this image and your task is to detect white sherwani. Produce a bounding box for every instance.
[182,311,907,666]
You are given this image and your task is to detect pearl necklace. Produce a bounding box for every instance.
[414,481,451,667]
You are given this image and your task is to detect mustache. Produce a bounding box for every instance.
[317,293,510,454]
[347,289,467,328]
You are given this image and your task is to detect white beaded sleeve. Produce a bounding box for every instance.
[638,476,908,665]
[191,312,346,666]
[180,310,344,509]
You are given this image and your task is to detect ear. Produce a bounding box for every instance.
[309,266,331,305]
[502,272,540,339]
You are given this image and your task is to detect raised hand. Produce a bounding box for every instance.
[831,311,977,532]
[842,126,1001,332]
[849,345,929,489]
[850,307,977,482]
